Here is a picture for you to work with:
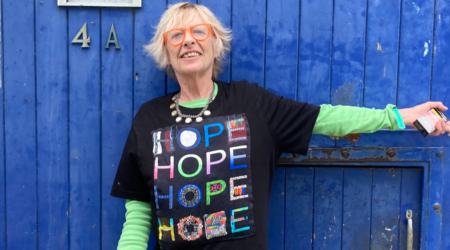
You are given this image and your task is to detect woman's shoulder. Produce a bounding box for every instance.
[219,79,262,95]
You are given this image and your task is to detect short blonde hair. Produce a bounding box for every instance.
[144,2,232,80]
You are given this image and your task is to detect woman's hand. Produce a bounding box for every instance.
[399,102,450,136]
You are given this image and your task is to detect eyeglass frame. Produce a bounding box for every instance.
[163,24,215,47]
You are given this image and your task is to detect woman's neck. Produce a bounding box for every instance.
[176,73,214,103]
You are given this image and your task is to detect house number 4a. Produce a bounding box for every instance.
[72,23,121,49]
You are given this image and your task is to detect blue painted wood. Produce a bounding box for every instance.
[3,0,37,248]
[268,167,285,250]
[198,0,231,82]
[431,3,450,249]
[101,8,134,250]
[68,8,101,250]
[397,0,435,108]
[313,167,343,250]
[265,0,298,99]
[36,1,69,249]
[167,0,197,94]
[298,0,333,105]
[332,0,368,148]
[0,1,5,249]
[231,0,265,85]
[363,0,401,109]
[370,168,401,250]
[1,1,450,249]
[399,168,422,250]
[426,150,444,248]
[134,0,166,116]
[441,148,450,250]
[285,168,313,250]
[297,0,336,148]
[341,168,371,250]
[353,130,450,148]
[331,0,367,107]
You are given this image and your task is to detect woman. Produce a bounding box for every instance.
[110,3,449,250]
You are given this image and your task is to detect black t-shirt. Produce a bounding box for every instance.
[110,80,320,250]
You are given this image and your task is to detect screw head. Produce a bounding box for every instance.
[436,150,444,158]
[341,149,350,159]
[433,203,441,210]
[387,149,396,158]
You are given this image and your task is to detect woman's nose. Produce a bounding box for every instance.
[183,31,196,46]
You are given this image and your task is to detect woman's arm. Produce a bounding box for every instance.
[313,102,450,136]
[117,199,152,250]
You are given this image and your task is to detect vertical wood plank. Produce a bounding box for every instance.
[68,8,101,250]
[370,168,401,250]
[134,0,166,115]
[363,0,401,109]
[36,1,69,249]
[397,0,435,107]
[398,168,422,250]
[341,168,371,250]
[268,167,285,250]
[265,0,299,99]
[101,8,133,250]
[440,147,450,250]
[298,0,336,148]
[3,0,37,248]
[198,0,231,82]
[431,0,450,107]
[331,0,367,107]
[285,168,313,250]
[298,0,333,105]
[231,0,265,85]
[333,0,368,148]
[426,153,443,248]
[0,0,5,248]
[167,0,197,94]
[431,3,450,247]
[313,168,343,250]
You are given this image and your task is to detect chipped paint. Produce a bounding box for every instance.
[385,226,397,231]
[382,233,389,241]
[383,65,386,78]
[330,134,361,144]
[424,42,429,57]
[333,82,361,106]
[412,2,420,13]
[377,43,383,54]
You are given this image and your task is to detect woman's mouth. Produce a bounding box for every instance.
[181,52,202,58]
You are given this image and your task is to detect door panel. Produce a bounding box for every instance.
[273,167,423,250]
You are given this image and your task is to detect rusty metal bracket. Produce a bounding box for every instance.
[278,147,444,164]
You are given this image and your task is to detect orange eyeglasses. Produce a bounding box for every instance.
[163,24,215,47]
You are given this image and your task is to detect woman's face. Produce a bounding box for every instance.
[165,16,219,79]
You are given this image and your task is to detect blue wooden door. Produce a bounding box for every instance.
[269,167,422,250]
[267,148,444,250]
[2,0,450,249]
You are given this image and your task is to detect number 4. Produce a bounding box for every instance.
[72,23,91,48]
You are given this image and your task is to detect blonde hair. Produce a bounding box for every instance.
[144,2,232,80]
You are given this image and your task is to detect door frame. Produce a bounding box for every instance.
[278,147,444,250]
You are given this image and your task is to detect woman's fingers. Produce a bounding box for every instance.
[428,101,448,111]
[430,120,446,136]
[445,121,450,133]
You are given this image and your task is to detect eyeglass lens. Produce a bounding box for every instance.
[167,25,209,44]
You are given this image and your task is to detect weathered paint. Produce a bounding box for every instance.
[2,0,450,249]
[36,1,69,249]
[68,7,101,250]
[4,0,37,248]
[101,8,133,250]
